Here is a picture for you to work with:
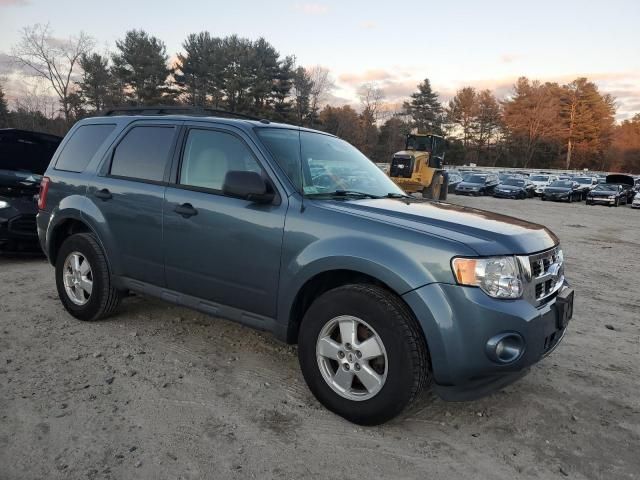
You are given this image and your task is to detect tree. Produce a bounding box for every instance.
[404,78,443,134]
[272,55,295,121]
[292,66,313,125]
[373,116,409,162]
[76,53,121,111]
[0,81,8,127]
[318,105,362,147]
[474,90,502,163]
[610,114,640,173]
[112,30,172,105]
[307,65,334,127]
[559,78,615,169]
[447,87,477,148]
[502,77,562,168]
[357,82,385,123]
[11,23,94,122]
[174,32,226,107]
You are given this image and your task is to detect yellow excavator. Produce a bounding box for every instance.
[388,133,448,200]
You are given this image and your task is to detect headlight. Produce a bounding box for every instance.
[452,256,523,299]
[0,200,10,210]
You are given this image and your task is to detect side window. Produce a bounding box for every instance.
[55,124,116,172]
[179,129,261,192]
[110,126,175,182]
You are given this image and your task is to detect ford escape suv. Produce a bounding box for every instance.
[37,108,574,425]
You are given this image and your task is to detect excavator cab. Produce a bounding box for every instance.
[389,133,448,199]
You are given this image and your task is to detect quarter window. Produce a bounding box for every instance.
[179,129,261,192]
[110,126,175,182]
[55,124,115,172]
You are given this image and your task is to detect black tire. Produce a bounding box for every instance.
[298,284,429,425]
[614,198,619,207]
[55,233,122,321]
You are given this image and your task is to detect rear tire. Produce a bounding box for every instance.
[298,284,429,425]
[55,233,122,321]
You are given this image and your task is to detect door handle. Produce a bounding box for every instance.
[94,188,112,200]
[174,203,198,218]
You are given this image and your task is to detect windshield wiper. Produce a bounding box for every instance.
[307,190,382,199]
[385,192,412,199]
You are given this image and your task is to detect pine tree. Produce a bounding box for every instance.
[292,66,313,126]
[112,30,173,105]
[403,78,443,134]
[77,53,122,111]
[0,82,9,127]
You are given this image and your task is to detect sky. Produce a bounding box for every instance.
[1,0,639,119]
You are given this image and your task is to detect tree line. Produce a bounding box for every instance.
[1,24,638,173]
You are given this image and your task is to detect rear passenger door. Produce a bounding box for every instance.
[89,121,180,285]
[162,125,286,319]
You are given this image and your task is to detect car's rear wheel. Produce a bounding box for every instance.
[298,284,429,425]
[55,233,122,321]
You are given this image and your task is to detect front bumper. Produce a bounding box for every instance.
[493,191,520,199]
[588,196,616,204]
[402,280,571,401]
[542,193,570,201]
[0,213,41,252]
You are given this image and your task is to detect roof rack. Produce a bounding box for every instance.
[96,105,264,122]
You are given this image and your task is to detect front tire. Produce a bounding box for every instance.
[298,284,429,425]
[55,233,122,321]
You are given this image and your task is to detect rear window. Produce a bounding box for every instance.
[110,126,175,182]
[55,124,115,172]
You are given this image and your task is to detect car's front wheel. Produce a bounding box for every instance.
[55,233,122,321]
[298,284,429,425]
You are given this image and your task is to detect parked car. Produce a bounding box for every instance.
[447,172,463,193]
[493,177,535,199]
[572,176,597,199]
[37,109,573,425]
[632,192,640,209]
[454,173,499,195]
[606,174,636,203]
[586,183,628,207]
[541,180,582,202]
[0,128,62,252]
[530,174,558,196]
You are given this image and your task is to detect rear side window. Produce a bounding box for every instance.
[55,124,115,172]
[110,126,175,182]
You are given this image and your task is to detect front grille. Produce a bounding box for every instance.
[8,215,37,236]
[522,246,564,307]
[390,156,414,178]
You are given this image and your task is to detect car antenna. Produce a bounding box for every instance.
[298,128,305,212]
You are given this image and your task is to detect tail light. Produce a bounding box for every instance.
[38,176,51,210]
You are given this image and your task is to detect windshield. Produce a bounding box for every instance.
[549,180,573,188]
[574,177,592,184]
[502,178,525,187]
[256,128,405,198]
[594,184,617,191]
[466,175,487,184]
[530,175,549,182]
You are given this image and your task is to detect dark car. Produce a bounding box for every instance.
[541,180,582,202]
[606,174,636,203]
[447,172,463,193]
[37,108,572,425]
[493,177,535,199]
[586,183,628,207]
[572,176,597,200]
[454,173,499,195]
[0,129,62,252]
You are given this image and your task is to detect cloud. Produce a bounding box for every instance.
[338,69,394,85]
[293,3,329,15]
[359,21,377,30]
[500,53,520,64]
[0,0,29,6]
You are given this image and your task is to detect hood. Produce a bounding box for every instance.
[456,181,483,189]
[606,174,634,187]
[496,184,523,191]
[316,199,558,256]
[589,189,616,197]
[544,187,571,194]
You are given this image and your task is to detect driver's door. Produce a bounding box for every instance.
[162,126,287,318]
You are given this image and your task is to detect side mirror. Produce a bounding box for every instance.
[222,170,275,204]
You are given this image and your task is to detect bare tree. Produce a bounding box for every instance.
[11,23,94,122]
[307,65,334,125]
[357,82,385,122]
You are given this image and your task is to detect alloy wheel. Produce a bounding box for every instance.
[63,251,93,306]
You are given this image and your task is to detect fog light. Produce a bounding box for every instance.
[486,333,524,364]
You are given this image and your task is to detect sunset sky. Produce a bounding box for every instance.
[1,0,639,119]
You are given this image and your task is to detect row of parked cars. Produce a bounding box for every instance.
[450,169,640,208]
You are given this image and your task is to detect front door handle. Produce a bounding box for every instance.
[94,188,112,200]
[174,203,198,218]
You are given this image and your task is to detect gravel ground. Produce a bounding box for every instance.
[1,196,639,480]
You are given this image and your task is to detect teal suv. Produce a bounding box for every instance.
[37,109,574,425]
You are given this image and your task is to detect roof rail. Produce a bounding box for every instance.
[96,105,263,122]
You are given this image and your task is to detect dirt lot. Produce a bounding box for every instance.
[1,196,639,480]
